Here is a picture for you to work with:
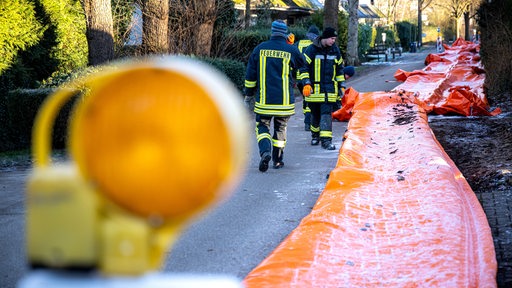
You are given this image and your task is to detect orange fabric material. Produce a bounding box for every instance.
[332,87,358,121]
[244,91,497,287]
[341,38,500,120]
[394,39,500,117]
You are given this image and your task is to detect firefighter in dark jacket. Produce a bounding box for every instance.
[298,27,345,150]
[295,25,320,131]
[244,20,306,172]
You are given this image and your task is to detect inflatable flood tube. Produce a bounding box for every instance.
[243,91,497,287]
[393,40,500,117]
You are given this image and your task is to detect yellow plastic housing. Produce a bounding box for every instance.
[26,164,98,268]
[99,213,149,274]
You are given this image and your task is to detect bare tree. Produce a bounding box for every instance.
[375,0,411,25]
[445,0,474,39]
[418,0,434,46]
[323,0,339,31]
[82,0,115,65]
[346,0,360,66]
[141,0,169,54]
[383,0,400,24]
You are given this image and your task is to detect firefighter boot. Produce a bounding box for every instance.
[321,140,336,150]
[259,152,271,172]
[272,147,284,169]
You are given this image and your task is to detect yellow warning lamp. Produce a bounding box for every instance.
[26,57,249,275]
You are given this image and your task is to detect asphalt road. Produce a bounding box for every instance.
[0,46,434,287]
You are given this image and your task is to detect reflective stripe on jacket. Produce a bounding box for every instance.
[245,36,306,116]
[298,38,345,103]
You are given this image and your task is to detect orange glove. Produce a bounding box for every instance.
[302,84,312,97]
[286,33,295,45]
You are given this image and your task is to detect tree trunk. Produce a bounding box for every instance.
[193,0,216,56]
[323,0,339,31]
[245,0,251,29]
[142,0,169,54]
[346,0,360,66]
[455,17,460,39]
[463,11,470,40]
[417,1,422,46]
[83,0,114,65]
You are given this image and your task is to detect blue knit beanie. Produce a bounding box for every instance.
[306,25,320,41]
[343,66,355,77]
[271,20,288,38]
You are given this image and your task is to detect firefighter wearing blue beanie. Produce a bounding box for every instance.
[244,18,306,171]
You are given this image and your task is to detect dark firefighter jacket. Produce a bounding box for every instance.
[294,39,313,79]
[245,36,306,116]
[298,37,345,103]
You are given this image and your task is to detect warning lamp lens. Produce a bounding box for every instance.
[70,60,247,219]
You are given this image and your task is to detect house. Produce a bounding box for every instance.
[233,0,383,26]
[233,0,322,25]
[356,3,385,26]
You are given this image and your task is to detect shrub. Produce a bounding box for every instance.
[0,0,43,75]
[372,26,397,47]
[199,57,246,93]
[218,28,271,63]
[0,0,87,94]
[0,0,44,93]
[395,21,418,52]
[38,0,88,73]
[358,23,372,56]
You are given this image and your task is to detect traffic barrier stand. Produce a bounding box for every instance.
[21,57,248,287]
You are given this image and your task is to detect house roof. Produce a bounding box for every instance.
[233,0,322,11]
[357,4,384,19]
[233,1,383,19]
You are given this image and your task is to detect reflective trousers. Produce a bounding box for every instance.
[308,102,335,141]
[255,114,290,164]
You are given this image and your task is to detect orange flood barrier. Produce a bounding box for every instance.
[244,40,497,287]
[244,91,497,287]
[393,38,500,117]
[336,38,500,121]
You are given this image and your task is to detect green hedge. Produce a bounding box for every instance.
[0,88,74,153]
[0,57,246,153]
[396,21,418,52]
[219,28,272,63]
[199,57,246,92]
